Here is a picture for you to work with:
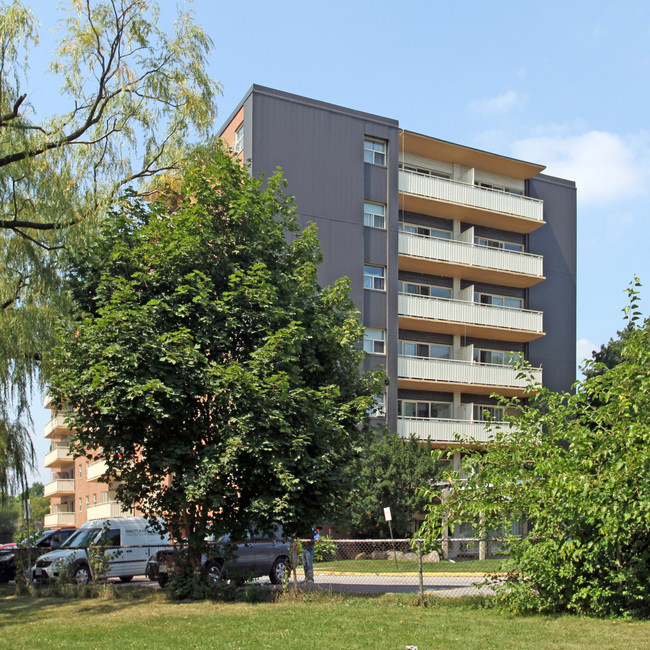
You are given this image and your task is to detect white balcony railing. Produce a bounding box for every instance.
[399,169,544,222]
[398,294,543,334]
[44,444,74,468]
[397,417,513,443]
[43,479,75,497]
[86,501,133,520]
[44,413,71,439]
[86,460,109,482]
[44,512,76,528]
[398,232,544,278]
[398,356,542,389]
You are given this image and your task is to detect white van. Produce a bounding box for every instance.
[32,517,170,584]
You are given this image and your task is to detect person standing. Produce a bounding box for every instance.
[302,528,320,583]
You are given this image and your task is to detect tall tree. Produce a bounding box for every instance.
[417,280,650,618]
[0,0,219,492]
[51,145,384,564]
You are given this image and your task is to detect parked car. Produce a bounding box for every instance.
[0,529,76,583]
[146,529,296,587]
[31,517,169,584]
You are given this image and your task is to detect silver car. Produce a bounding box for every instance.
[146,529,296,586]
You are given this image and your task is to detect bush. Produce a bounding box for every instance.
[418,282,650,618]
[313,537,337,562]
[167,563,237,601]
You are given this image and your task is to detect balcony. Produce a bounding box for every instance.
[398,294,544,342]
[398,169,544,233]
[44,508,76,528]
[398,232,544,288]
[397,417,513,444]
[86,501,133,520]
[43,479,75,497]
[44,413,71,439]
[44,443,74,469]
[86,460,109,482]
[398,356,542,397]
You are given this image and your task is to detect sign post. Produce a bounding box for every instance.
[384,506,399,570]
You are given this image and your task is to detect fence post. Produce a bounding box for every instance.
[417,539,424,600]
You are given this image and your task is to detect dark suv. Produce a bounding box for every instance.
[146,530,296,587]
[0,529,76,583]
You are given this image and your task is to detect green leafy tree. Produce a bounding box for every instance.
[51,145,384,566]
[417,279,650,618]
[581,322,640,379]
[0,0,219,494]
[0,498,19,543]
[345,432,441,538]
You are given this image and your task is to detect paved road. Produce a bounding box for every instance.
[292,573,494,597]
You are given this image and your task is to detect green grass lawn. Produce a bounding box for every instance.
[314,558,503,575]
[1,585,649,649]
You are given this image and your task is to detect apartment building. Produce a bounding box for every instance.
[42,85,576,527]
[43,393,134,528]
[219,86,576,451]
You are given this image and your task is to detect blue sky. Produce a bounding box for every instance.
[23,0,650,482]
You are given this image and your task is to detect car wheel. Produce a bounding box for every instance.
[157,574,168,588]
[270,556,289,585]
[74,564,91,585]
[205,560,224,582]
[118,575,133,583]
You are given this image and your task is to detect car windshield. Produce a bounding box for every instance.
[61,528,102,548]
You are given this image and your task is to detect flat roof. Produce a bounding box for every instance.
[400,131,546,180]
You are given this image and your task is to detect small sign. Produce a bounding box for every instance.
[383,506,392,522]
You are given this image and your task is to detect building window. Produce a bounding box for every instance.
[368,393,386,417]
[474,292,523,309]
[473,405,504,421]
[364,328,386,354]
[474,236,523,252]
[398,341,451,359]
[85,496,89,508]
[475,181,523,196]
[93,494,97,505]
[364,265,385,291]
[78,465,82,479]
[398,399,452,419]
[473,349,521,365]
[399,163,451,180]
[78,498,82,512]
[398,281,451,299]
[399,222,451,239]
[364,202,386,229]
[364,138,386,166]
[233,122,244,154]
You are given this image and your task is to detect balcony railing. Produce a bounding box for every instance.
[398,232,543,278]
[398,356,542,390]
[397,417,513,443]
[43,479,75,497]
[44,413,71,439]
[398,294,543,335]
[86,460,109,482]
[44,444,74,468]
[86,501,133,520]
[399,169,543,222]
[44,512,76,528]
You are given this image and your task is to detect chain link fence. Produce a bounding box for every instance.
[289,538,505,597]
